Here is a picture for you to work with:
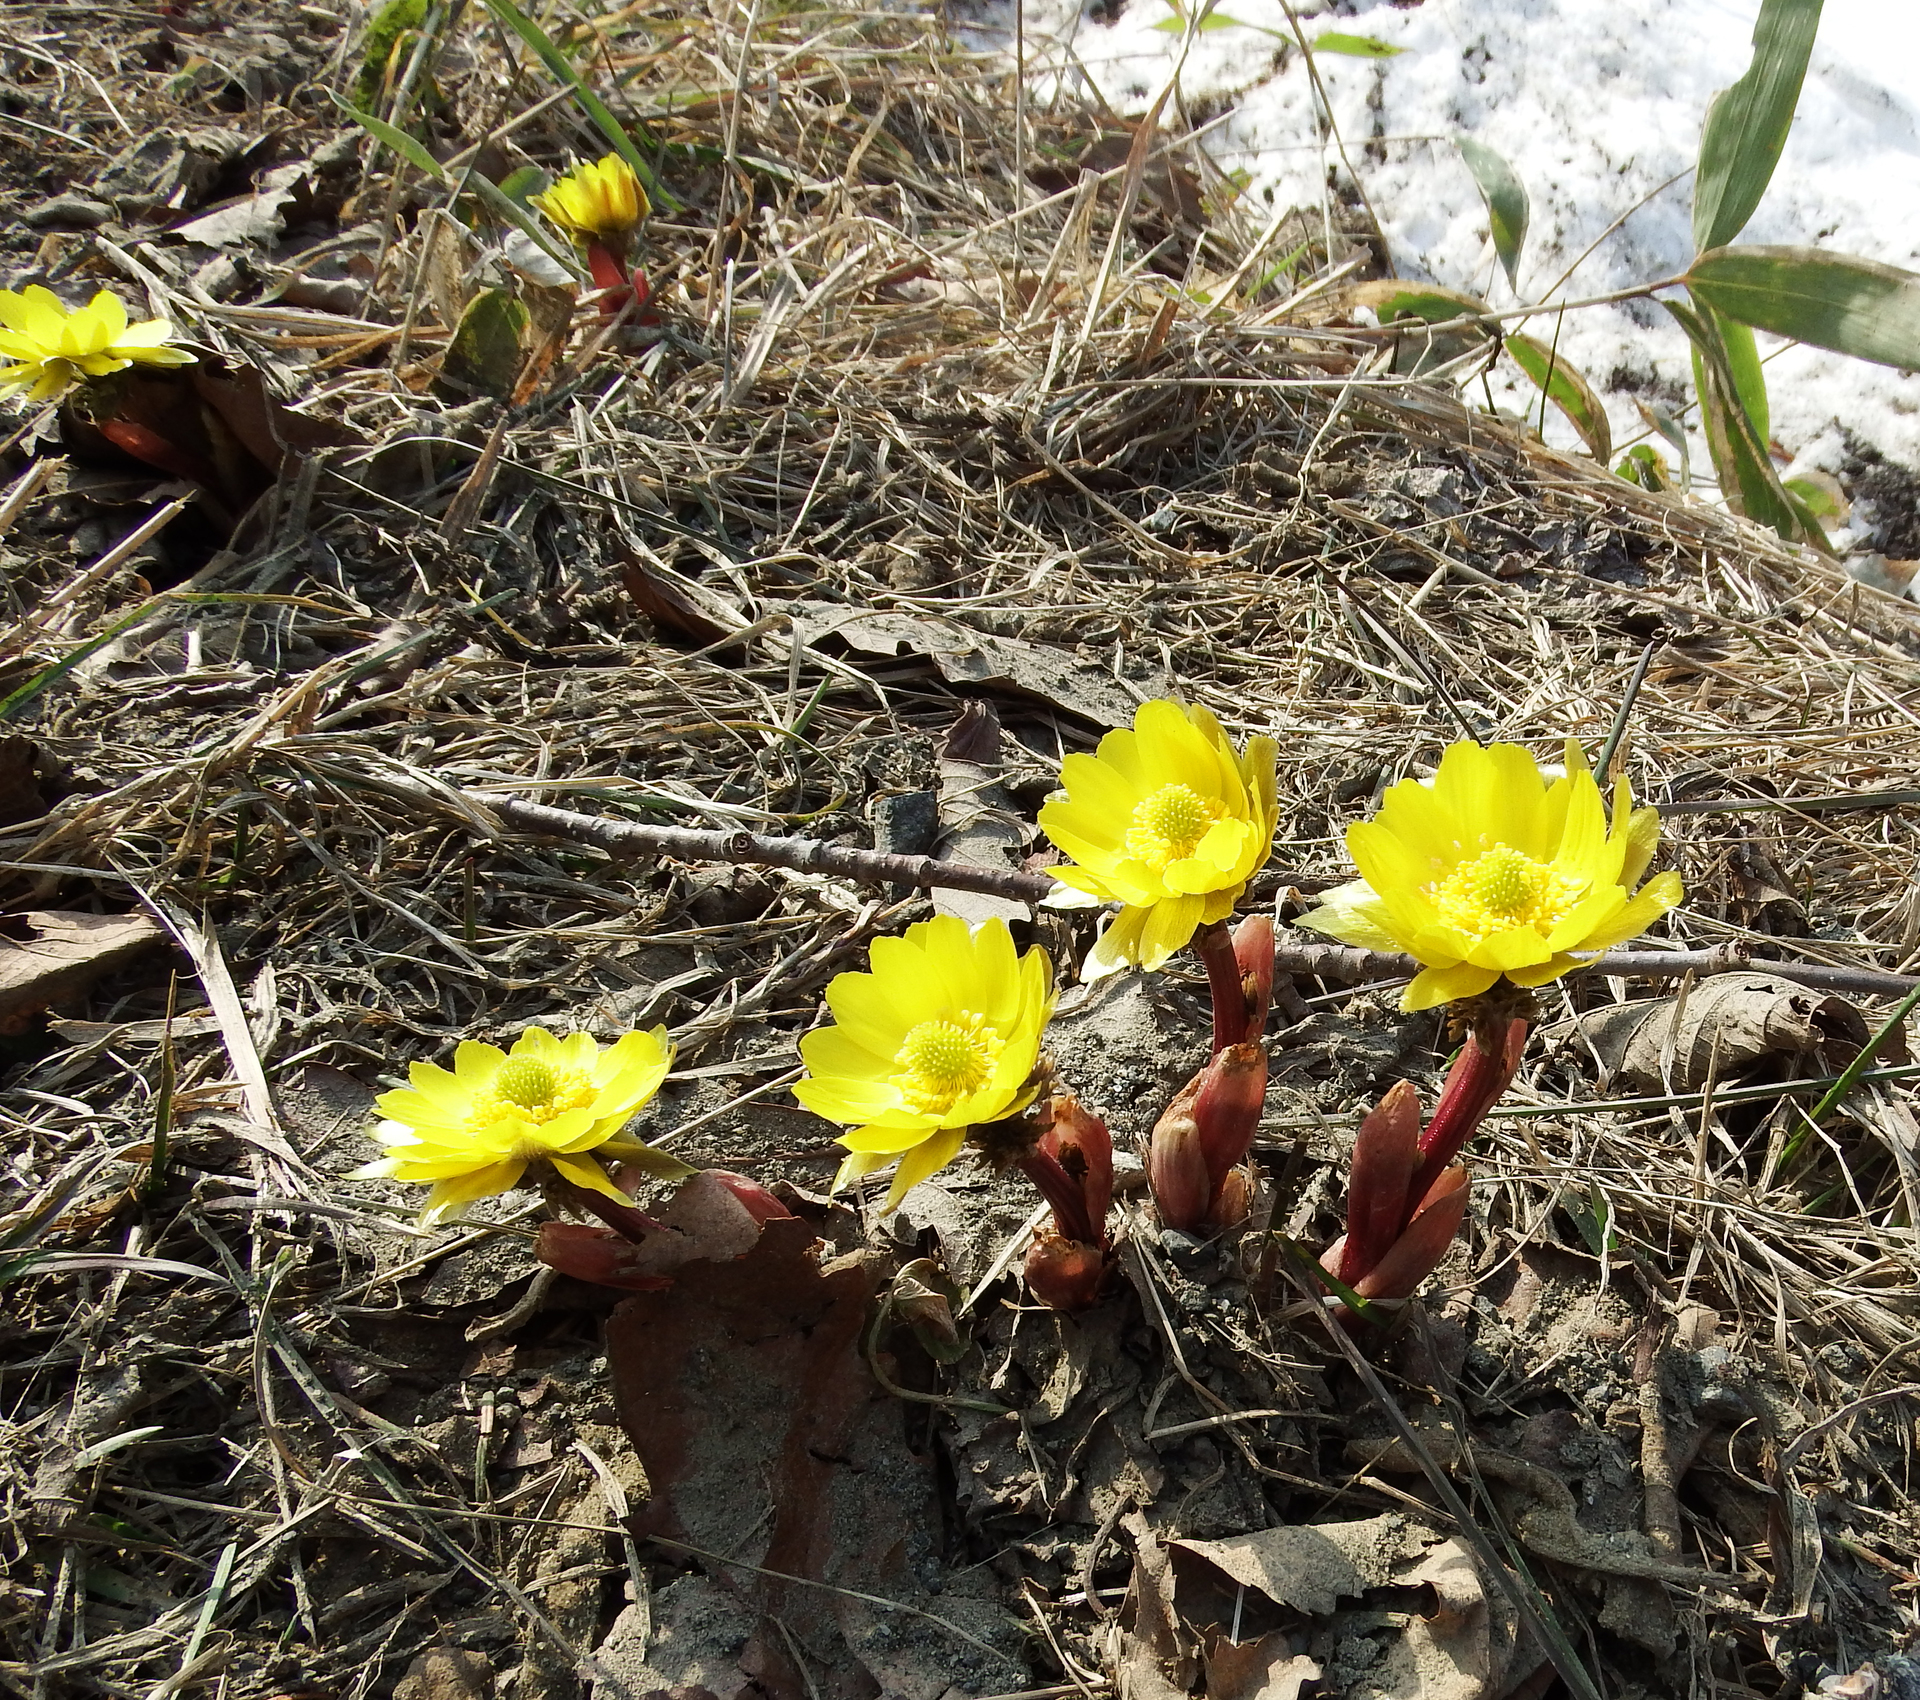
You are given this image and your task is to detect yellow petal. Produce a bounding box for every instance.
[881,1126,967,1211]
[1136,892,1204,969]
[1403,960,1499,1011]
[548,1151,629,1200]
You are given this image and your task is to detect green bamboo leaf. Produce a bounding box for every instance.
[1687,244,1920,370]
[1664,292,1826,550]
[1347,280,1495,377]
[1507,331,1612,462]
[1719,309,1770,442]
[1151,7,1250,30]
[1693,0,1824,252]
[477,0,677,211]
[1312,31,1405,57]
[1458,137,1528,292]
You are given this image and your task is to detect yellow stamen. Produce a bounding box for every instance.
[1431,845,1585,943]
[892,1013,1004,1115]
[464,1057,598,1138]
[1124,783,1224,871]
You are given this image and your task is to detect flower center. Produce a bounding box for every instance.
[464,1056,599,1136]
[1124,783,1224,870]
[1431,844,1585,942]
[892,1013,1003,1116]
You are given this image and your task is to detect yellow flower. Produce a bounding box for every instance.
[795,916,1055,1211]
[0,286,193,403]
[531,154,649,249]
[1039,699,1279,977]
[356,1026,686,1226]
[1300,739,1684,1011]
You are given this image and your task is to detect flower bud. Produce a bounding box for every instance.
[536,1222,674,1290]
[1353,1165,1469,1303]
[1148,1077,1210,1233]
[1043,1095,1114,1233]
[1193,1042,1267,1195]
[706,1171,795,1225]
[1337,1079,1422,1288]
[1024,1231,1108,1312]
[1209,1164,1253,1232]
[1232,914,1276,1041]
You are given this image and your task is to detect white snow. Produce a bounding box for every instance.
[986,0,1920,498]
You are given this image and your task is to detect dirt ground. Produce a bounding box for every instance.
[5,4,1920,1699]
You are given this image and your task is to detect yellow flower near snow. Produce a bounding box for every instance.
[1039,699,1279,976]
[0,286,193,403]
[357,1026,685,1226]
[1300,739,1683,1011]
[795,915,1055,1212]
[531,153,649,249]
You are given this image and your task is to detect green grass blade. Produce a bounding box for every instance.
[477,0,678,211]
[1693,0,1824,252]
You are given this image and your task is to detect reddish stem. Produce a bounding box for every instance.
[1405,1016,1528,1206]
[1336,1078,1421,1288]
[1193,919,1248,1053]
[1017,1146,1099,1248]
[548,1175,668,1242]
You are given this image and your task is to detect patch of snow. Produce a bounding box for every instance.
[980,0,1920,493]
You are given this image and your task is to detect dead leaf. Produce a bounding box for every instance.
[0,911,167,1023]
[1202,1636,1320,1700]
[933,700,1029,926]
[169,163,306,246]
[606,1218,1025,1699]
[1548,972,1889,1093]
[786,601,1148,730]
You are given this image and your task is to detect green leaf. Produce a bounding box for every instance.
[1617,443,1674,492]
[1784,473,1843,519]
[1507,331,1612,462]
[1634,399,1692,486]
[1665,292,1826,549]
[1687,244,1920,370]
[1458,137,1528,292]
[441,288,529,398]
[1151,8,1249,29]
[1348,280,1495,378]
[477,0,677,212]
[352,0,429,110]
[1312,30,1405,57]
[1693,0,1824,252]
[496,164,551,206]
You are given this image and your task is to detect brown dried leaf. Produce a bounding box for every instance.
[1548,971,1888,1093]
[0,911,167,1023]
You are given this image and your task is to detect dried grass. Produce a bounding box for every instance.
[3,0,1920,1693]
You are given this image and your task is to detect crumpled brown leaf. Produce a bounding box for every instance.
[0,910,166,1024]
[1548,971,1889,1094]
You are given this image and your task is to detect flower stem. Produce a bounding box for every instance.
[1192,919,1248,1053]
[549,1175,667,1242]
[1406,1014,1528,1205]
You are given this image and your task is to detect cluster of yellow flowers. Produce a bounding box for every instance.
[363,702,1683,1231]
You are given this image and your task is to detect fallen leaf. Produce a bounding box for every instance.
[787,602,1147,730]
[0,911,167,1023]
[1547,971,1887,1093]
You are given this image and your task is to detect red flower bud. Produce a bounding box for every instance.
[535,1222,675,1290]
[1353,1165,1469,1302]
[1232,914,1276,1042]
[706,1171,795,1225]
[1042,1095,1114,1233]
[1148,1078,1210,1233]
[1023,1231,1108,1312]
[1209,1164,1253,1231]
[1193,1042,1267,1194]
[1337,1079,1422,1288]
